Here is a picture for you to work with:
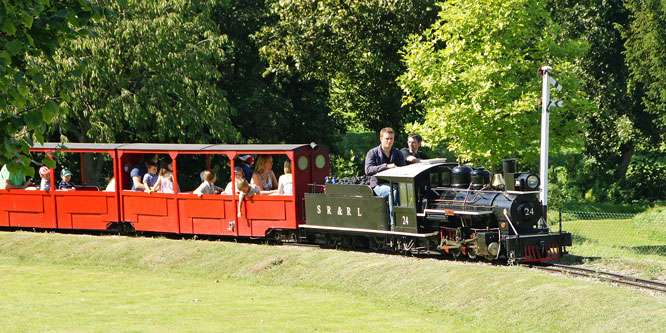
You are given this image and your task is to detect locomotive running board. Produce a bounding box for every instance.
[299,224,439,238]
[422,209,493,216]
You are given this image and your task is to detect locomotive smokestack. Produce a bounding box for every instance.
[502,158,516,191]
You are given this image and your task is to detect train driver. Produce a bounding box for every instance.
[364,127,405,225]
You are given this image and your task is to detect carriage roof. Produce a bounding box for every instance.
[31,142,312,152]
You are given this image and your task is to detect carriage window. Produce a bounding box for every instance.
[298,156,308,171]
[315,154,326,169]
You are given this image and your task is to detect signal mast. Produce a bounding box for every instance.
[538,66,563,228]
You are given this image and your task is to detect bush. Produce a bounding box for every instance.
[548,150,666,207]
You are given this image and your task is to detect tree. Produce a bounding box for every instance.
[256,0,438,133]
[399,0,592,167]
[45,0,337,148]
[550,0,660,180]
[1,0,106,175]
[623,0,666,148]
[211,0,337,145]
[45,0,238,145]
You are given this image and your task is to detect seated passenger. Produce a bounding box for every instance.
[224,166,245,194]
[0,162,31,190]
[150,168,174,193]
[365,127,405,225]
[130,154,158,191]
[104,176,115,191]
[235,178,261,217]
[142,161,159,191]
[39,166,52,191]
[251,155,277,194]
[238,155,254,182]
[400,133,429,164]
[276,160,293,195]
[194,169,217,196]
[58,168,76,191]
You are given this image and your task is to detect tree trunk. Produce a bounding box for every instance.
[614,142,634,179]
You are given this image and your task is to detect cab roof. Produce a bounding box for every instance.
[375,160,453,182]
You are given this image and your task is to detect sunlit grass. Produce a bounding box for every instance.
[0,231,665,331]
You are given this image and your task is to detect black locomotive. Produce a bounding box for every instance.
[302,158,571,263]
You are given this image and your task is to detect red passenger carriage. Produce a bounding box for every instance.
[0,142,330,239]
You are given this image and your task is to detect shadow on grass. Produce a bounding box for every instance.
[558,254,603,265]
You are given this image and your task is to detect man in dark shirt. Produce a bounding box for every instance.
[401,133,429,164]
[365,127,406,226]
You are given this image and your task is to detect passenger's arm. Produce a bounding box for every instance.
[193,182,205,196]
[150,176,162,192]
[365,150,386,176]
[132,175,145,191]
[251,173,261,187]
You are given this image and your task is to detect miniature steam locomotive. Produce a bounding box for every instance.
[302,158,571,263]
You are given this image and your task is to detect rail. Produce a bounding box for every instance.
[526,263,666,294]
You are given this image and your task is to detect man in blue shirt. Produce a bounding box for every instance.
[364,127,405,226]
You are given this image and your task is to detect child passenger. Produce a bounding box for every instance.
[150,168,174,193]
[58,168,76,190]
[142,161,159,190]
[276,160,293,195]
[224,166,245,194]
[194,169,217,196]
[39,166,51,191]
[235,178,261,217]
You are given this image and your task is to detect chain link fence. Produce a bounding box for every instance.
[547,208,666,260]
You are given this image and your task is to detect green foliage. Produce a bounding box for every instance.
[330,150,363,178]
[44,0,238,144]
[256,0,438,133]
[623,0,666,142]
[550,0,659,181]
[1,0,105,175]
[399,0,593,166]
[212,0,337,144]
[548,150,666,207]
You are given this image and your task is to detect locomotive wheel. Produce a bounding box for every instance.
[467,248,477,259]
[450,248,462,258]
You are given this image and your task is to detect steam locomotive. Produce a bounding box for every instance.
[302,158,571,263]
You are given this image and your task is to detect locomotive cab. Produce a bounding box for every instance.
[375,161,456,233]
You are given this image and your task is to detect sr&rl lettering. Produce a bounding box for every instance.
[316,205,362,217]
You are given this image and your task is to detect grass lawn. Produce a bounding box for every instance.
[1,231,665,331]
[0,264,448,331]
[555,210,666,281]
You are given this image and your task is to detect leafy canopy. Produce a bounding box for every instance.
[1,0,106,175]
[45,0,239,144]
[399,0,592,167]
[256,0,438,133]
[623,0,666,145]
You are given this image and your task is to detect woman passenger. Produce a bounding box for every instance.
[251,155,278,194]
[276,160,293,195]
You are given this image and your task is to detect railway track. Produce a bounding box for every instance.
[527,263,666,294]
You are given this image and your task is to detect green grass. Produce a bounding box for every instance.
[1,231,665,331]
[0,264,448,331]
[547,207,666,281]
